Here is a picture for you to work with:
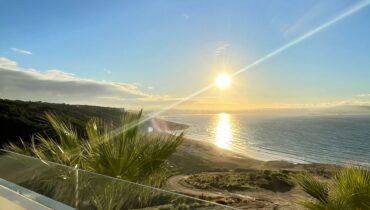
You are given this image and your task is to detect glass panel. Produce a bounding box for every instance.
[0,149,232,209]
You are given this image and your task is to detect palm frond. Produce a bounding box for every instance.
[329,166,370,209]
[293,173,328,203]
[5,110,184,209]
[296,166,370,210]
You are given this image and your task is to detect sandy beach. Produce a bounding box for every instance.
[167,137,337,209]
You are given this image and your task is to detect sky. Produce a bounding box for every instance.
[0,0,370,111]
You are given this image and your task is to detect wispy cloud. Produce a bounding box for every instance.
[10,47,32,55]
[355,93,370,97]
[214,43,230,56]
[0,57,172,109]
[270,100,370,109]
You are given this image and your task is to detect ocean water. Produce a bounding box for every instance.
[163,113,370,165]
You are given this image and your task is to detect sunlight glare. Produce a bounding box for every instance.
[215,73,231,89]
[215,113,232,149]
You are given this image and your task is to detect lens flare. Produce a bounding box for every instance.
[77,0,370,156]
[215,73,231,89]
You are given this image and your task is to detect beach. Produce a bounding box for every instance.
[167,137,338,209]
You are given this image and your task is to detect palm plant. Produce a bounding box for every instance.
[294,166,370,210]
[6,113,83,167]
[7,111,183,185]
[5,110,184,209]
[84,111,183,186]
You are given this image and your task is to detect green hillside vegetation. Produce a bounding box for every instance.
[0,99,187,147]
[0,99,125,146]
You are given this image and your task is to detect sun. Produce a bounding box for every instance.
[215,73,231,89]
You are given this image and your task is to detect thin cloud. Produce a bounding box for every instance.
[214,43,230,56]
[10,48,32,55]
[133,82,142,87]
[271,100,370,109]
[355,93,370,97]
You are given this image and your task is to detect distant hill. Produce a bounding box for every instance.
[0,99,188,147]
[0,99,126,146]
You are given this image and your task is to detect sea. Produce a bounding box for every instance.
[163,113,370,166]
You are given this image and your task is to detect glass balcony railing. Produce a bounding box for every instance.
[0,149,233,210]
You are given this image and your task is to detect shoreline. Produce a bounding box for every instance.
[162,116,307,165]
[163,118,295,168]
[169,136,326,174]
[185,135,310,164]
[163,117,309,165]
[168,137,338,209]
[163,116,370,167]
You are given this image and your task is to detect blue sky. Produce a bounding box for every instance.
[0,0,370,110]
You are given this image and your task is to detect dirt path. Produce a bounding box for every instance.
[168,175,254,199]
[167,175,283,209]
[167,174,309,210]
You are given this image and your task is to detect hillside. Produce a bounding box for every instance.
[0,99,188,147]
[0,99,128,146]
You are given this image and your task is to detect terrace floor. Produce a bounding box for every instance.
[0,178,75,210]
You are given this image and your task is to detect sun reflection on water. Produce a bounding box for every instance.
[214,113,233,149]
